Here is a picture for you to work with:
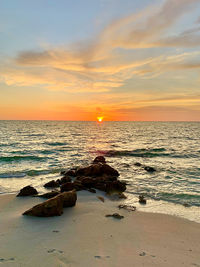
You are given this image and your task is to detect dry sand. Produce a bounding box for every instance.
[0,191,200,267]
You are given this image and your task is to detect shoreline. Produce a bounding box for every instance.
[0,191,200,266]
[1,189,200,224]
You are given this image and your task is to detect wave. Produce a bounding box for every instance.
[95,148,169,158]
[151,192,200,207]
[0,168,61,178]
[44,141,67,146]
[0,142,19,147]
[0,155,46,162]
[95,148,198,158]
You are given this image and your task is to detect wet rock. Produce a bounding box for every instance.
[37,191,60,199]
[134,162,142,167]
[139,252,146,256]
[106,180,126,193]
[17,185,38,197]
[94,183,106,192]
[60,182,75,192]
[73,180,85,191]
[96,175,117,183]
[93,156,106,164]
[144,166,156,172]
[88,188,96,193]
[60,190,77,208]
[64,170,76,177]
[139,195,147,204]
[58,176,72,185]
[97,196,105,202]
[105,213,124,219]
[106,192,127,200]
[76,163,119,177]
[118,204,136,211]
[79,177,95,188]
[44,180,59,188]
[23,194,64,217]
[183,203,191,207]
[118,193,127,199]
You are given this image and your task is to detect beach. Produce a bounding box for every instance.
[1,191,200,267]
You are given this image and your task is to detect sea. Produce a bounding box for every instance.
[0,121,200,222]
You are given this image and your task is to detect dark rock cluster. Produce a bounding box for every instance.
[18,156,127,217]
[43,156,126,195]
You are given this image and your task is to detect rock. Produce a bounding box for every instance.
[60,190,77,208]
[37,191,60,199]
[139,195,147,204]
[95,175,117,183]
[118,204,136,211]
[60,170,66,175]
[106,180,126,193]
[44,180,59,188]
[97,196,105,202]
[59,176,72,185]
[64,170,76,177]
[23,194,64,217]
[144,166,156,172]
[93,156,106,164]
[101,164,119,177]
[94,183,106,192]
[105,213,124,219]
[73,180,85,191]
[118,193,127,199]
[17,185,38,197]
[134,162,142,167]
[60,182,75,192]
[183,203,190,207]
[79,177,95,188]
[139,252,146,256]
[88,188,96,193]
[76,163,119,178]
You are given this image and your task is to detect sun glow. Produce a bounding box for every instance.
[97,116,104,122]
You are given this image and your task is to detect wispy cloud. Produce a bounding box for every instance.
[0,0,200,93]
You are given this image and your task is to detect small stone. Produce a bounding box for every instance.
[97,196,105,202]
[134,162,142,167]
[88,188,96,193]
[183,203,190,207]
[144,166,156,172]
[139,195,147,204]
[94,256,101,259]
[118,204,136,211]
[105,213,124,219]
[139,252,146,256]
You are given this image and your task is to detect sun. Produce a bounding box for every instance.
[97,116,104,122]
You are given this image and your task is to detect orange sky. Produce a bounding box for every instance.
[0,0,200,121]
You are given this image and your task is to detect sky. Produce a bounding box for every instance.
[0,0,200,121]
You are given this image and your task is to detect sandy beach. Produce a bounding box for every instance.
[0,191,200,267]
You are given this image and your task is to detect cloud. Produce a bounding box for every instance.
[98,0,200,49]
[0,0,200,93]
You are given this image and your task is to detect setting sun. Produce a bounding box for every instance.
[97,116,104,122]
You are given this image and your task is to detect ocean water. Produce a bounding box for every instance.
[0,121,200,222]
